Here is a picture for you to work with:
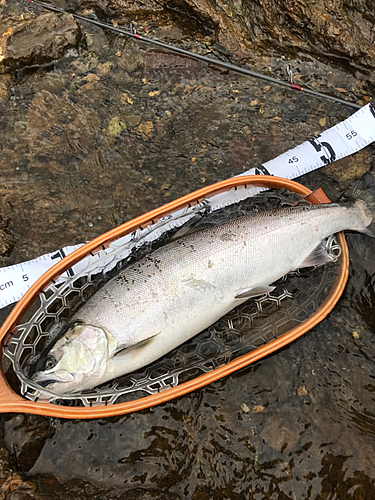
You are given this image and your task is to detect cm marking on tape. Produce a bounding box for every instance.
[0,280,16,291]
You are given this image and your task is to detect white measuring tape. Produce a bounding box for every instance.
[1,103,374,310]
[243,103,375,178]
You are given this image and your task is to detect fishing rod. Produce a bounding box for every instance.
[26,0,361,110]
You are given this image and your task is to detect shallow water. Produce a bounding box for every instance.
[1,1,375,499]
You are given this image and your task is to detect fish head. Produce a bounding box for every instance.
[31,322,109,395]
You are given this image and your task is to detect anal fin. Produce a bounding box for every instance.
[298,241,336,269]
[235,285,275,299]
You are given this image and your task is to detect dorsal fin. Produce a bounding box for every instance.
[170,211,215,240]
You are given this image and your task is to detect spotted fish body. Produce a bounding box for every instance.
[72,204,359,361]
[32,172,375,394]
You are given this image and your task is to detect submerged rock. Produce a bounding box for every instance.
[0,216,18,265]
[119,488,181,500]
[0,12,79,72]
[260,414,300,452]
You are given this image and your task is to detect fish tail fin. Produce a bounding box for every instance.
[341,171,375,237]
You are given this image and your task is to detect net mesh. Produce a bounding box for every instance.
[2,188,341,407]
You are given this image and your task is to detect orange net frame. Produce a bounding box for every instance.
[0,176,348,418]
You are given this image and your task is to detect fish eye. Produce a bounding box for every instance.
[44,356,56,370]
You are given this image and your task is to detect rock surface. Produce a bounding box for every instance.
[0,12,79,71]
[73,0,375,73]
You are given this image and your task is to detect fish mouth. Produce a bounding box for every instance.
[36,379,57,388]
[32,368,75,388]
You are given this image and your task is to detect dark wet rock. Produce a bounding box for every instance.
[144,51,204,86]
[31,73,71,96]
[0,216,18,263]
[0,74,11,103]
[94,0,375,72]
[0,12,79,72]
[344,234,375,329]
[0,420,35,500]
[0,474,37,500]
[323,149,370,184]
[85,30,110,58]
[3,414,55,473]
[260,413,300,452]
[237,0,375,67]
[26,90,101,160]
[19,0,375,78]
[157,0,375,71]
[108,0,164,16]
[119,488,181,500]
[0,441,12,481]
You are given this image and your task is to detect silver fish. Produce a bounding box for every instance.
[32,172,375,395]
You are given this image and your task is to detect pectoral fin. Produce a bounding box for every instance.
[113,332,160,358]
[235,285,275,299]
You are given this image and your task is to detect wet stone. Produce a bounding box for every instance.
[85,31,110,58]
[175,0,375,70]
[3,414,55,473]
[260,414,300,453]
[0,216,18,258]
[0,444,11,481]
[323,149,370,183]
[108,0,164,16]
[1,474,37,500]
[0,12,79,72]
[31,73,71,95]
[0,81,8,102]
[25,90,101,162]
[71,56,99,75]
[119,488,181,500]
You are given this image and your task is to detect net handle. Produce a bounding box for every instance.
[0,175,348,417]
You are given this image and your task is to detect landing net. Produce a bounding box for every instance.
[3,188,341,407]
